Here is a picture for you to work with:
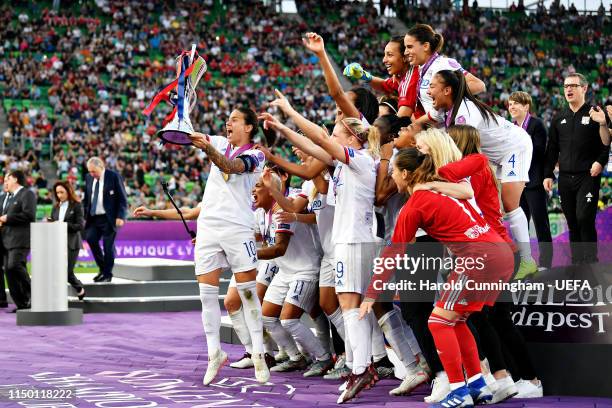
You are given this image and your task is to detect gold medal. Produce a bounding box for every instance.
[222,172,230,182]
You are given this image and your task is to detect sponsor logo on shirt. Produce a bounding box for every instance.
[507,170,516,177]
[278,223,291,230]
[581,116,590,125]
[560,119,567,124]
[346,147,355,158]
[456,116,466,124]
[463,223,491,239]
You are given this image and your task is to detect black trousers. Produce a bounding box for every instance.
[558,172,600,263]
[520,186,553,268]
[85,215,117,277]
[4,248,31,309]
[398,235,445,375]
[67,248,83,292]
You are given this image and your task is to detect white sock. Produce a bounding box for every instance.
[504,207,533,260]
[236,280,265,354]
[313,314,332,356]
[282,318,330,361]
[370,313,388,362]
[263,329,276,354]
[396,305,422,356]
[378,309,417,368]
[262,316,300,360]
[199,283,221,356]
[327,307,346,341]
[229,306,253,354]
[343,308,371,375]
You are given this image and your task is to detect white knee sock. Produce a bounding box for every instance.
[236,280,264,354]
[228,306,252,354]
[370,313,388,362]
[505,207,533,260]
[282,318,330,361]
[378,308,417,369]
[343,308,371,375]
[313,314,332,356]
[262,316,300,360]
[397,306,422,357]
[263,329,276,354]
[327,307,346,341]
[199,283,221,356]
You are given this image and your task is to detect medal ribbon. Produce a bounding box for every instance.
[417,52,439,91]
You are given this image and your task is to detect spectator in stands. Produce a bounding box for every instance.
[50,180,85,300]
[0,183,9,308]
[0,170,36,312]
[83,157,128,283]
[508,91,553,269]
[544,73,611,264]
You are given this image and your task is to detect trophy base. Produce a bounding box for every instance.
[158,129,194,146]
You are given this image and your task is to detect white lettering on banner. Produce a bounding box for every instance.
[83,243,192,261]
[512,307,610,333]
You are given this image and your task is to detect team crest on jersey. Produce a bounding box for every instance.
[256,151,265,162]
[456,115,466,124]
[448,58,461,69]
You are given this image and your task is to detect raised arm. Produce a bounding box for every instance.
[261,147,328,180]
[133,205,201,220]
[303,32,360,120]
[465,72,486,95]
[375,143,398,206]
[257,232,291,260]
[190,133,248,175]
[261,168,308,213]
[412,180,474,200]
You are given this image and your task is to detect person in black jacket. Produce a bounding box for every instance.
[0,170,36,312]
[50,180,85,300]
[83,157,128,282]
[508,91,553,270]
[544,73,611,264]
[0,184,9,308]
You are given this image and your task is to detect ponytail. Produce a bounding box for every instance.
[435,70,498,126]
[393,148,444,188]
[407,24,444,54]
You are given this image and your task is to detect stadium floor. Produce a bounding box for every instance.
[1,311,611,408]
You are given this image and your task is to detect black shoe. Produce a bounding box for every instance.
[8,308,17,313]
[77,288,86,301]
[264,353,276,368]
[98,275,112,282]
[93,273,104,282]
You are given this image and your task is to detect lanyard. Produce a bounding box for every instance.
[224,142,254,160]
[518,113,531,130]
[417,52,439,91]
[444,105,454,128]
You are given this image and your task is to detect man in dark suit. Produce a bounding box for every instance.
[0,184,9,308]
[509,92,553,272]
[0,170,36,312]
[83,157,128,282]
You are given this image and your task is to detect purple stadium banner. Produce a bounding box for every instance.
[78,221,197,261]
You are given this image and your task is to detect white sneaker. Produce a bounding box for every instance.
[229,353,253,369]
[274,349,289,363]
[491,375,519,403]
[339,380,348,392]
[514,379,543,398]
[424,371,450,403]
[203,349,228,385]
[390,368,429,396]
[252,353,270,384]
[484,372,499,392]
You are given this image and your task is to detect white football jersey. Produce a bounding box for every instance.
[302,179,335,259]
[418,55,466,122]
[198,135,266,231]
[380,149,407,242]
[449,99,532,165]
[328,147,377,244]
[255,206,321,279]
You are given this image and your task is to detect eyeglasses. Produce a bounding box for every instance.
[563,84,583,89]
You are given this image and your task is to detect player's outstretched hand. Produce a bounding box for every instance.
[270,88,295,115]
[302,32,325,55]
[258,112,284,132]
[254,143,273,160]
[343,62,372,82]
[190,132,211,150]
[133,206,153,218]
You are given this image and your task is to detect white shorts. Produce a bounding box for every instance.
[263,272,318,312]
[334,242,380,294]
[194,227,258,275]
[319,257,336,288]
[256,261,279,287]
[496,135,532,183]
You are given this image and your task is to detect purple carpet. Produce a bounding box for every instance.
[1,311,611,408]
